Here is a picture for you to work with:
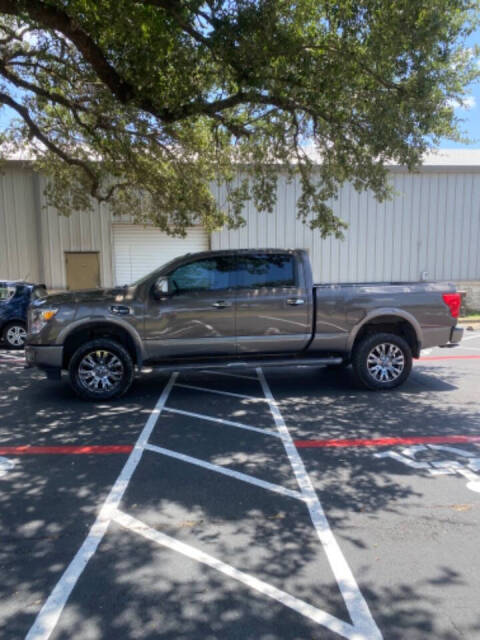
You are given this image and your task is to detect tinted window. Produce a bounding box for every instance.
[236,254,295,288]
[0,284,16,301]
[31,286,47,301]
[169,257,235,293]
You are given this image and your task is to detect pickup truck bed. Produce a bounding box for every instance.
[312,280,461,357]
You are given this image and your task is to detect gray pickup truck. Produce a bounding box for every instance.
[25,249,463,400]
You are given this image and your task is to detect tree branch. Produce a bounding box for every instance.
[0,59,89,113]
[0,0,328,130]
[0,0,136,101]
[139,0,211,46]
[0,90,100,188]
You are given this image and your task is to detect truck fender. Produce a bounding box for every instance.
[56,317,146,366]
[346,307,422,354]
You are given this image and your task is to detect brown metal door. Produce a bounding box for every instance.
[65,252,100,290]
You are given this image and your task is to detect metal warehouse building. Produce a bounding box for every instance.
[1,149,480,309]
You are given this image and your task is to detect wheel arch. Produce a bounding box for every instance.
[2,317,27,327]
[60,320,144,368]
[348,309,421,358]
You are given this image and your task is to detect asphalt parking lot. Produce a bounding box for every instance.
[1,333,480,640]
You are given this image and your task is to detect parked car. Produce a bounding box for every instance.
[25,249,463,399]
[0,281,47,348]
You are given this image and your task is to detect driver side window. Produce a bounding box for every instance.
[168,257,234,293]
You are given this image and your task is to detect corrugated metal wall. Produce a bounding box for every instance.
[211,169,480,283]
[1,164,480,288]
[0,168,114,289]
[38,176,114,289]
[0,166,41,283]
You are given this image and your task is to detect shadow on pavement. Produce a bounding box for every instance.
[0,361,479,639]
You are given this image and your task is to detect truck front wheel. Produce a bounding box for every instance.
[68,339,134,400]
[352,332,412,391]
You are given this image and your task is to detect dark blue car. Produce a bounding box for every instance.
[0,281,47,349]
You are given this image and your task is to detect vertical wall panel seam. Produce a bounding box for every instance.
[2,172,11,276]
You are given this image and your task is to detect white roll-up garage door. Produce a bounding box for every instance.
[113,224,209,286]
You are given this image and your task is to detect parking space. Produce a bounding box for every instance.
[0,334,480,639]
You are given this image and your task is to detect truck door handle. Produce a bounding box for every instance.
[286,298,305,306]
[211,300,231,309]
[110,304,130,315]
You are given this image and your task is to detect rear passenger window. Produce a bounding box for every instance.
[0,285,16,301]
[236,254,296,288]
[169,257,235,293]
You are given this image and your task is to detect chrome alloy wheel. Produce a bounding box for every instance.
[366,342,405,382]
[77,350,124,393]
[6,325,26,347]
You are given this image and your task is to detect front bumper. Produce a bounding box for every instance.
[450,326,464,344]
[25,344,63,369]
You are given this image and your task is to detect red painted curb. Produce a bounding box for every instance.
[0,445,133,455]
[419,355,480,361]
[294,435,480,449]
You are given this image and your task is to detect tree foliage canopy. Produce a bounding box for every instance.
[0,0,478,236]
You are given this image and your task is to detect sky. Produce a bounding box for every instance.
[439,26,480,149]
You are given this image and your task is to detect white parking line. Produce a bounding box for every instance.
[0,456,15,477]
[198,369,258,381]
[257,368,382,640]
[175,383,267,401]
[113,509,358,639]
[429,444,477,457]
[25,367,382,640]
[163,406,281,439]
[25,373,178,640]
[459,333,480,342]
[145,443,304,501]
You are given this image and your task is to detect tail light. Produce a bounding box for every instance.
[442,293,461,318]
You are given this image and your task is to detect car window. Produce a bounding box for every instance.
[236,254,296,288]
[169,257,235,293]
[0,285,16,301]
[31,286,47,301]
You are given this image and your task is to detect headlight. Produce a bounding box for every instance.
[30,308,58,334]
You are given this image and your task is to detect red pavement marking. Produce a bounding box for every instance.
[294,435,480,449]
[419,355,480,361]
[0,445,133,455]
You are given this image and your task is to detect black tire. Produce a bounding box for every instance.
[352,332,412,391]
[68,338,134,400]
[2,321,27,349]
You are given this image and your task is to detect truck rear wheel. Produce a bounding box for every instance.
[352,332,412,391]
[68,339,134,400]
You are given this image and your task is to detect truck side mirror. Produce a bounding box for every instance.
[152,277,169,300]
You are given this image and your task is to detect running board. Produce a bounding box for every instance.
[143,356,343,374]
